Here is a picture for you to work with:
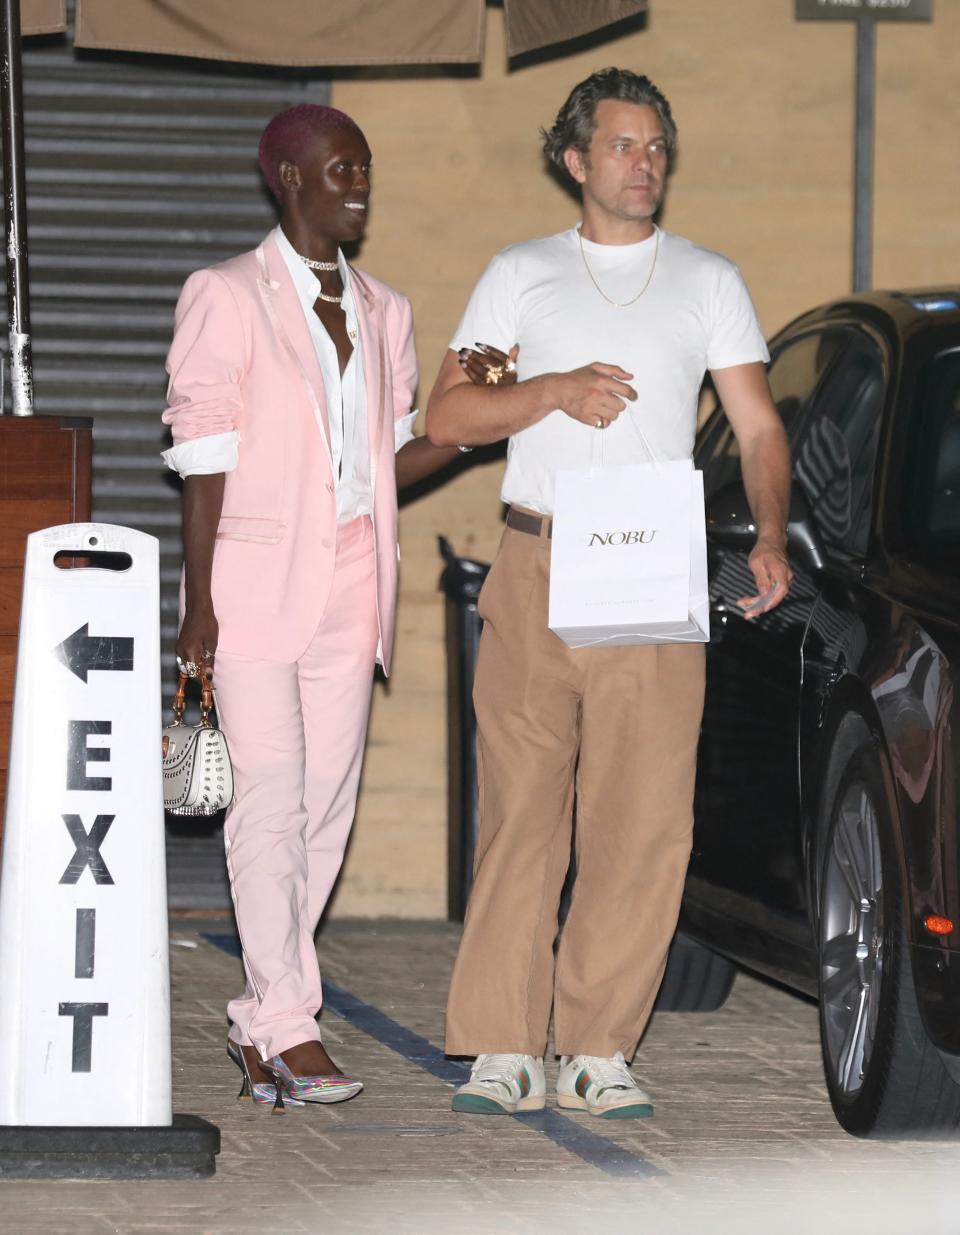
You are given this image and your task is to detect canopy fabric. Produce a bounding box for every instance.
[23,0,65,35]
[74,0,483,66]
[504,0,646,58]
[72,0,646,66]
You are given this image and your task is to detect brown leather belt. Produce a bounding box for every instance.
[506,507,552,539]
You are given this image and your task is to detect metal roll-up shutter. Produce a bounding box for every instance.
[15,3,327,658]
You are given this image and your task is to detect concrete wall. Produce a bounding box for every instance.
[327,0,960,917]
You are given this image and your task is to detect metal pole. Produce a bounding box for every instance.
[852,17,875,293]
[0,0,33,415]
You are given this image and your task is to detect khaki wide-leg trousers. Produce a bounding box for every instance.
[445,517,706,1060]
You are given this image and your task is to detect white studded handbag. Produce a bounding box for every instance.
[162,671,233,816]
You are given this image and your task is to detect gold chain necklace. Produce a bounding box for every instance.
[578,225,660,308]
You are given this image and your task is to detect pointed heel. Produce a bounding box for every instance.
[257,1056,290,1114]
[227,1041,254,1103]
[228,1040,274,1105]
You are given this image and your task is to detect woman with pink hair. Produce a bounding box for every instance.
[163,104,457,1110]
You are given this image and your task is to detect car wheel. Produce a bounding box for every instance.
[818,731,960,1137]
[654,931,737,1013]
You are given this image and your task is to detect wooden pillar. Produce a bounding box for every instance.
[0,416,92,828]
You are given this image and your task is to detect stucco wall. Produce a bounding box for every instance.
[326,0,960,917]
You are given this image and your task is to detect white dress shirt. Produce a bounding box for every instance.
[163,226,417,522]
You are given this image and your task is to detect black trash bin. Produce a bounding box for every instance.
[439,536,490,921]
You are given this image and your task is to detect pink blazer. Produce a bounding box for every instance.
[162,232,417,672]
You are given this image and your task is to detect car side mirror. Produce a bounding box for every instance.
[704,481,825,574]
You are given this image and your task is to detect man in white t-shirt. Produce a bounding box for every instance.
[426,69,793,1118]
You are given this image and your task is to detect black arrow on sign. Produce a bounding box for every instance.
[55,624,135,683]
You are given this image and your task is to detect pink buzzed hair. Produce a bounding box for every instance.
[258,104,361,201]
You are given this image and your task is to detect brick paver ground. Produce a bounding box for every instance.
[4,919,959,1234]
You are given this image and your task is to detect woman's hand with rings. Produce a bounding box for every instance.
[458,342,519,388]
[176,649,213,678]
[176,605,219,679]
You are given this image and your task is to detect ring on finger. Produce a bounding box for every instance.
[595,418,605,430]
[504,360,517,374]
[484,364,505,386]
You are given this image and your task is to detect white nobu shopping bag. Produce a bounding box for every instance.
[548,458,709,648]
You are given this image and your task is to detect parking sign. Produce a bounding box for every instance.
[795,0,932,20]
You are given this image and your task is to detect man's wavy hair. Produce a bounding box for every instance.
[541,69,678,178]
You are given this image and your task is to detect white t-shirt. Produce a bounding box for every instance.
[449,226,769,514]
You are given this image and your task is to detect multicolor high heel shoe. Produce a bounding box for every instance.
[226,1041,305,1108]
[258,1053,363,1114]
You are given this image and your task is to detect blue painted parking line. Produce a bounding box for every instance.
[319,978,476,1087]
[510,1110,663,1179]
[320,980,662,1180]
[202,932,664,1180]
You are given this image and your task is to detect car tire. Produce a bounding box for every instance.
[654,931,737,1013]
[818,729,960,1137]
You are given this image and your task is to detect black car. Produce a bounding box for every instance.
[656,288,960,1139]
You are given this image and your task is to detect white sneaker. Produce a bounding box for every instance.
[451,1053,546,1115]
[556,1052,654,1119]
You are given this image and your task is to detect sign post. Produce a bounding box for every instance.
[795,0,934,292]
[0,523,218,1178]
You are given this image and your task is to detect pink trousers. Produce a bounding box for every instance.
[214,515,378,1060]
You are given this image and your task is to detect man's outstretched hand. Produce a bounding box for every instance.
[738,536,793,618]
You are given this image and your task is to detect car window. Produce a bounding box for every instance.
[698,330,847,501]
[904,349,960,568]
[770,331,847,444]
[792,330,884,554]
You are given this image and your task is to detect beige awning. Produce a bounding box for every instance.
[74,0,481,65]
[503,0,646,59]
[72,0,646,66]
[23,0,65,36]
